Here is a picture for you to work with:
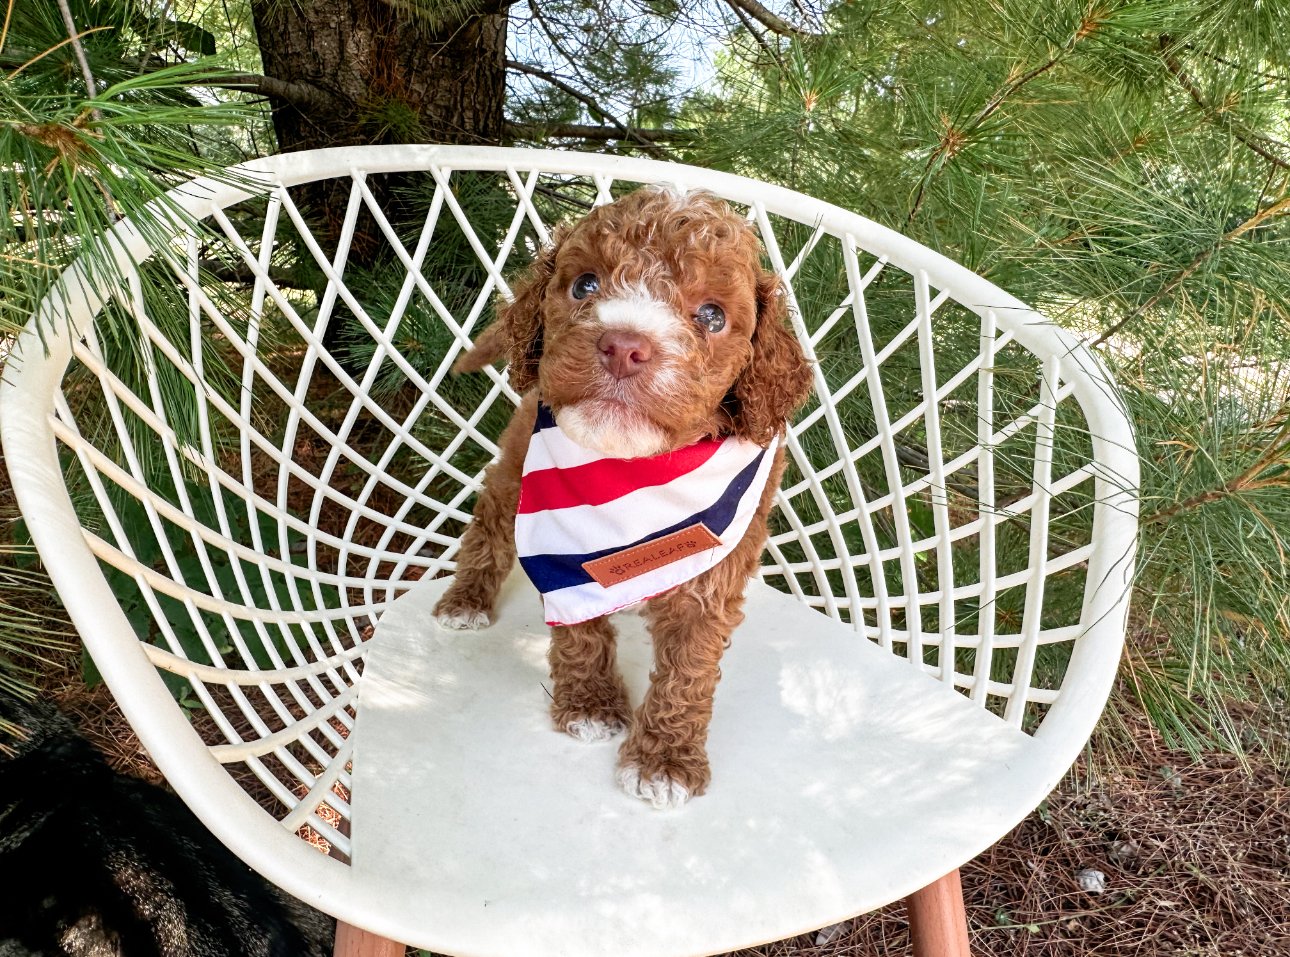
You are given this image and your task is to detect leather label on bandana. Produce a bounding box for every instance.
[582,523,722,588]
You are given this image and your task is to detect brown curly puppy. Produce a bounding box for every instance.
[433,186,812,808]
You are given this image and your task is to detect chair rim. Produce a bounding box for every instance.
[0,145,1139,941]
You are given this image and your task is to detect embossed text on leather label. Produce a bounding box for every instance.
[582,523,722,588]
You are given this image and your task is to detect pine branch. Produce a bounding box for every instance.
[894,443,981,502]
[521,0,688,156]
[10,32,335,117]
[3,44,335,115]
[507,60,614,125]
[527,0,601,104]
[53,0,120,220]
[209,72,335,114]
[198,259,316,290]
[721,0,822,38]
[0,0,13,56]
[726,1,782,62]
[1092,194,1290,348]
[789,0,825,34]
[55,0,97,106]
[1183,44,1288,83]
[506,60,668,156]
[1160,38,1290,173]
[905,13,1105,227]
[2,28,109,78]
[906,56,1065,227]
[505,121,693,144]
[1143,412,1290,526]
[533,183,594,212]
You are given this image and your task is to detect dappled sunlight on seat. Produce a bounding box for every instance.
[349,568,1042,957]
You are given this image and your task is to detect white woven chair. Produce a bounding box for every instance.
[1,147,1138,957]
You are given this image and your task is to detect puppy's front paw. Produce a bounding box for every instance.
[553,694,630,744]
[436,608,491,630]
[432,591,494,630]
[551,669,631,744]
[616,763,691,810]
[563,714,627,743]
[616,732,710,809]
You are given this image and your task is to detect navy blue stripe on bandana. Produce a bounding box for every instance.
[534,401,558,433]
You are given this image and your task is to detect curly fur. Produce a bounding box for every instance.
[434,186,813,807]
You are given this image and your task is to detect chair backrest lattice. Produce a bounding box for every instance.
[1,146,1137,866]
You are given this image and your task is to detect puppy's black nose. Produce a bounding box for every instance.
[597,330,654,379]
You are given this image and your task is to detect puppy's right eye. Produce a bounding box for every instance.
[571,273,599,299]
[571,273,600,300]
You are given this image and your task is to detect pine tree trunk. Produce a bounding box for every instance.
[248,1,510,356]
[250,0,507,151]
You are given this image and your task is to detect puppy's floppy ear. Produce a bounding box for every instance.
[451,320,508,375]
[729,272,814,445]
[453,231,561,390]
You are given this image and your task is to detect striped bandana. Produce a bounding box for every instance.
[515,403,777,626]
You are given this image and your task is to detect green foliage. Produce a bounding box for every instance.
[0,0,260,700]
[508,0,684,139]
[0,1,256,338]
[681,0,1289,757]
[85,476,331,698]
[0,544,72,716]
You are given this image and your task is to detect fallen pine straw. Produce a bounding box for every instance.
[727,707,1289,957]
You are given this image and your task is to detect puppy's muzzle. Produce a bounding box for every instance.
[597,330,654,380]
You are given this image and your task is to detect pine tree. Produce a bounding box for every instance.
[0,0,256,726]
[682,0,1290,757]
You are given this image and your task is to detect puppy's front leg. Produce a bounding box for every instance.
[433,394,538,629]
[615,575,740,809]
[616,447,786,808]
[549,616,631,742]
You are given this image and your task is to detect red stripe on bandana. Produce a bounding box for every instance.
[517,437,723,515]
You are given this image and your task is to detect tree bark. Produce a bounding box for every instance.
[247,0,510,356]
[249,0,508,151]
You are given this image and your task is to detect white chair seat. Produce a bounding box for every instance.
[352,571,1050,956]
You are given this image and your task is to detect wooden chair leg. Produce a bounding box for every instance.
[334,921,405,957]
[906,868,971,957]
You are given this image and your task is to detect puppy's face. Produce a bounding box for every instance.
[536,190,764,457]
[496,187,812,458]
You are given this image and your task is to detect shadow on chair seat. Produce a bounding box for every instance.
[350,570,1054,957]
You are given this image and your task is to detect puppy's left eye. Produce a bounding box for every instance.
[696,303,726,334]
[571,273,600,300]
